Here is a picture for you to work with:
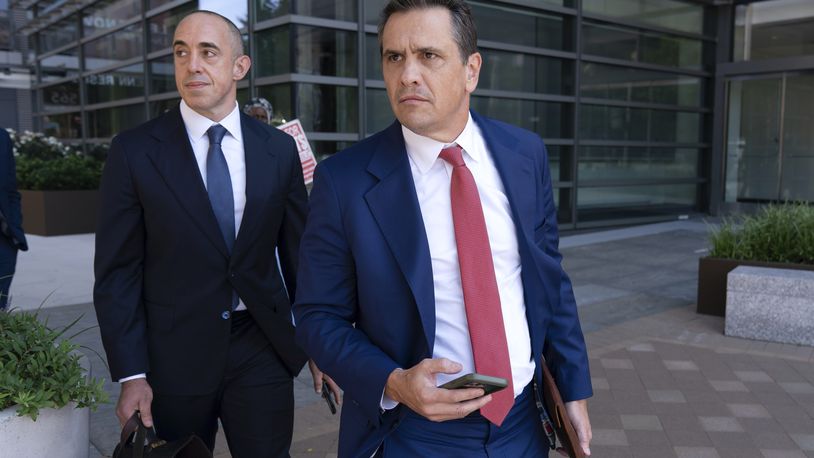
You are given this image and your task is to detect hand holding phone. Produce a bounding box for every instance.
[440,373,509,395]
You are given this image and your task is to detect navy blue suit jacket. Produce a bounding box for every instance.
[294,112,592,457]
[0,129,27,251]
[93,108,308,394]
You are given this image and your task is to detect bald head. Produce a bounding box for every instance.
[176,10,244,59]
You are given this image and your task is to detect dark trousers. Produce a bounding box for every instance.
[0,237,17,309]
[150,311,294,458]
[381,383,550,458]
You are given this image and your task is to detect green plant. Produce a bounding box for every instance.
[709,202,814,265]
[0,309,107,420]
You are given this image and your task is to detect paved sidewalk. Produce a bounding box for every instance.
[14,219,814,457]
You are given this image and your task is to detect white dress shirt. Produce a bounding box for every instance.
[119,101,249,383]
[381,114,535,407]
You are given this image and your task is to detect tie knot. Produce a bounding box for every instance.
[439,144,465,167]
[207,124,228,145]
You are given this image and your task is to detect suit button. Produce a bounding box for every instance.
[221,311,231,320]
[230,272,236,278]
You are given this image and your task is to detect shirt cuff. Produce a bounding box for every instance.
[119,373,147,383]
[380,390,399,411]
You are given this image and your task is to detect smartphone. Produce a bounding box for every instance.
[440,373,509,395]
[321,381,337,415]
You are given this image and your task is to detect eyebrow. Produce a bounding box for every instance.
[172,40,222,52]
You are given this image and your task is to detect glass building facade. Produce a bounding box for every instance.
[12,0,807,229]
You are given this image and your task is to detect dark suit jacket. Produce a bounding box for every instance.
[93,107,308,395]
[0,129,28,251]
[293,112,592,457]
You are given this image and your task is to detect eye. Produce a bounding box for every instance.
[424,52,437,60]
[204,49,216,57]
[386,53,402,63]
[174,49,187,57]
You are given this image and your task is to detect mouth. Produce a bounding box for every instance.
[184,81,209,90]
[399,95,429,104]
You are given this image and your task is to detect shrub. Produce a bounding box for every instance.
[709,203,814,265]
[0,309,107,420]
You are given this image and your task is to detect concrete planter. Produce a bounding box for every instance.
[20,190,99,236]
[696,257,814,316]
[0,402,89,458]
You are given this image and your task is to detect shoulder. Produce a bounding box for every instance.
[112,109,178,147]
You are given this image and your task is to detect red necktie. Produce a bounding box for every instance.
[439,144,514,426]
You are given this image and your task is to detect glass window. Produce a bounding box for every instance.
[256,0,290,22]
[311,141,354,162]
[255,26,291,77]
[297,0,356,21]
[578,146,698,182]
[148,0,175,10]
[296,83,358,133]
[150,98,181,118]
[734,0,814,62]
[84,23,143,71]
[365,34,382,79]
[257,83,294,124]
[38,16,78,54]
[294,26,357,77]
[85,64,145,104]
[40,112,82,139]
[547,145,573,184]
[582,22,703,70]
[472,2,568,51]
[0,8,11,51]
[42,81,80,112]
[86,103,146,138]
[581,62,702,107]
[149,56,175,94]
[148,3,196,52]
[580,104,701,143]
[577,184,696,221]
[471,97,572,139]
[197,0,249,30]
[82,0,141,37]
[40,48,80,82]
[583,0,704,35]
[364,0,387,26]
[479,49,572,95]
[366,88,392,135]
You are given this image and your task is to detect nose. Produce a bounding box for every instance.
[400,56,421,87]
[187,52,202,73]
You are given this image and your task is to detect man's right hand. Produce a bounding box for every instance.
[117,378,154,427]
[384,358,492,422]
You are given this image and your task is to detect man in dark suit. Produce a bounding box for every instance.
[94,11,337,457]
[294,1,592,457]
[0,128,28,310]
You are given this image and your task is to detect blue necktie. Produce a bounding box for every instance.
[206,125,239,310]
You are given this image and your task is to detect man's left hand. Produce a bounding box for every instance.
[308,359,342,406]
[565,399,592,456]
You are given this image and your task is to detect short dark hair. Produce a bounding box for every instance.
[378,0,478,63]
[179,10,245,58]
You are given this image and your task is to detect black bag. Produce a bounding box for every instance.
[112,412,212,458]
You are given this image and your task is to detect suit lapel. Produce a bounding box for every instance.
[146,109,229,258]
[233,113,274,258]
[364,122,436,353]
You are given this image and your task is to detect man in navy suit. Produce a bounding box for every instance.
[93,11,337,457]
[0,128,28,310]
[294,1,592,457]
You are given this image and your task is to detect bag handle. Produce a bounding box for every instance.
[120,411,164,458]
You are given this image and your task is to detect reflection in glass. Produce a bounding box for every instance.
[255,0,290,22]
[0,9,10,51]
[295,26,357,77]
[472,2,567,50]
[255,26,291,77]
[581,62,702,107]
[82,0,141,37]
[583,0,703,35]
[471,97,571,139]
[297,84,358,133]
[297,0,356,21]
[366,88,392,135]
[364,0,388,25]
[579,147,698,181]
[40,48,80,82]
[84,23,143,70]
[39,16,79,54]
[734,0,814,62]
[582,22,703,70]
[781,74,814,201]
[86,103,146,138]
[577,184,696,221]
[42,81,80,112]
[148,3,196,52]
[149,56,175,94]
[479,49,571,95]
[86,64,145,104]
[257,83,294,123]
[40,112,82,139]
[580,105,700,143]
[311,141,353,162]
[148,0,175,10]
[365,34,382,80]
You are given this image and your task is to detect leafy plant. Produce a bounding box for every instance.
[0,309,107,420]
[709,202,814,265]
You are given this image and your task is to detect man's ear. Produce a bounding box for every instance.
[465,52,482,93]
[233,55,252,80]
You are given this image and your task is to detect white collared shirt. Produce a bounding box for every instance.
[381,114,534,406]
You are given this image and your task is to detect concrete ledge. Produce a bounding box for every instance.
[726,266,814,346]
